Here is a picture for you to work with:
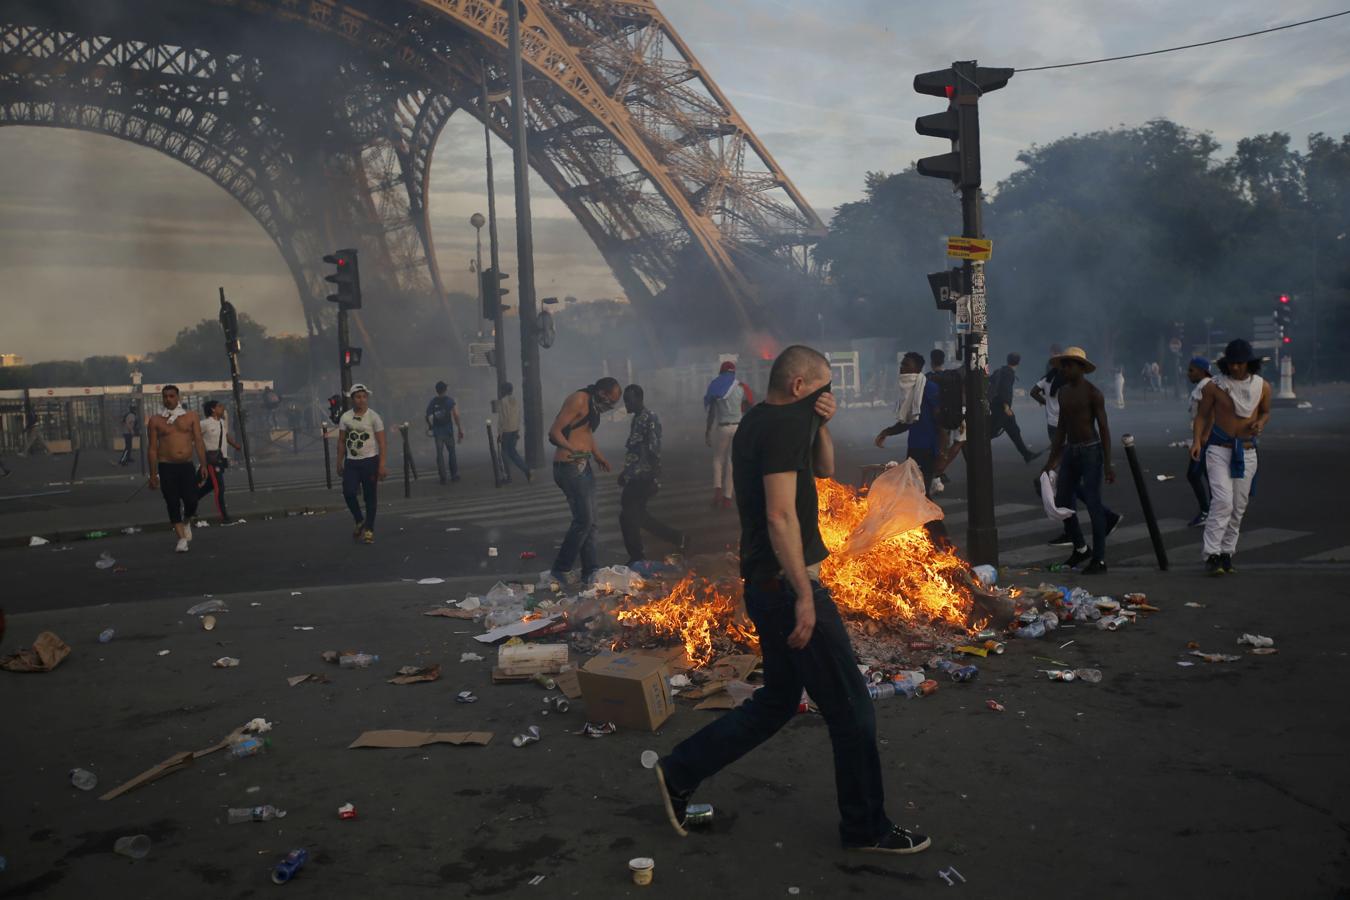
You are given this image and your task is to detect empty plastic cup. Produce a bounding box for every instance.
[113,835,151,859]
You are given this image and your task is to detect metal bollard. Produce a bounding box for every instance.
[1122,434,1168,571]
[399,423,412,498]
[322,425,333,491]
[486,420,504,488]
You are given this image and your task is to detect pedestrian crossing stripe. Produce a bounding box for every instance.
[1116,528,1311,565]
[997,521,1187,565]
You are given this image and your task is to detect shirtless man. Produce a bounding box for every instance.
[1041,348,1121,574]
[1190,339,1271,576]
[547,376,622,584]
[146,385,208,553]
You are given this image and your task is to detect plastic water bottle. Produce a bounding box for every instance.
[867,682,897,701]
[891,670,925,690]
[1016,620,1046,639]
[230,736,268,759]
[228,805,282,824]
[339,652,379,669]
[98,628,115,644]
[70,768,98,791]
[1075,668,1103,683]
[272,848,309,884]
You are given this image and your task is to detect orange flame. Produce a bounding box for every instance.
[616,479,976,665]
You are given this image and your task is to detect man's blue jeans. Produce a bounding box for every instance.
[662,580,892,846]
[1056,441,1109,562]
[433,432,458,482]
[551,460,598,578]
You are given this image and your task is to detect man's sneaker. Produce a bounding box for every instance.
[1205,554,1225,576]
[1220,553,1234,573]
[845,825,932,855]
[352,524,365,542]
[361,529,375,545]
[1187,512,1208,528]
[175,538,190,553]
[653,762,689,838]
[930,478,945,494]
[1063,546,1092,568]
[1082,559,1108,575]
[1047,530,1074,547]
[1105,512,1123,536]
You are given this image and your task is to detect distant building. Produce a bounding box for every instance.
[0,353,23,367]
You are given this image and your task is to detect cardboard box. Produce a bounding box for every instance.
[577,652,674,732]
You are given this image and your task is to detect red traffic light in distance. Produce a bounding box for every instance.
[1279,294,1290,304]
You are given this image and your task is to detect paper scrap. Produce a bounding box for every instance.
[387,664,442,685]
[0,631,71,673]
[1249,647,1280,655]
[460,652,485,663]
[100,723,249,800]
[1189,650,1240,663]
[417,578,445,585]
[473,614,563,644]
[287,673,331,687]
[424,608,477,619]
[1237,633,1274,648]
[28,536,49,547]
[348,730,492,749]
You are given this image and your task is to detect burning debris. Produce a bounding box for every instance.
[613,468,983,667]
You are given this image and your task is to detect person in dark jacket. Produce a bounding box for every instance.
[988,352,1040,463]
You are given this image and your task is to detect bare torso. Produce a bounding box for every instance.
[1056,381,1103,443]
[1205,379,1270,439]
[149,411,200,463]
[551,391,598,463]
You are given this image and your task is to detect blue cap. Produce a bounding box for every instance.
[1189,356,1210,373]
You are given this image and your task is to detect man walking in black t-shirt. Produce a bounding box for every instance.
[654,345,931,855]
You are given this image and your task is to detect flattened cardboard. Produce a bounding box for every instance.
[0,631,71,672]
[577,651,673,732]
[287,673,331,687]
[387,664,442,685]
[473,614,562,644]
[423,608,478,619]
[101,724,246,800]
[710,654,759,682]
[554,668,582,700]
[348,730,493,749]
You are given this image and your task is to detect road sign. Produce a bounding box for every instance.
[468,341,494,367]
[1169,337,1182,355]
[946,237,993,260]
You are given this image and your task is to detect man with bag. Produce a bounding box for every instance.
[198,400,242,522]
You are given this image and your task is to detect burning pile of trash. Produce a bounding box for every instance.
[605,462,992,669]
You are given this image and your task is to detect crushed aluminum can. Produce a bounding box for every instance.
[916,679,939,697]
[577,721,617,738]
[983,640,1006,655]
[1098,614,1128,631]
[519,551,537,560]
[1045,669,1077,682]
[512,725,541,748]
[985,699,1005,712]
[975,629,999,642]
[532,673,557,690]
[1122,592,1147,604]
[545,696,570,714]
[213,656,240,668]
[455,690,478,704]
[908,641,938,651]
[684,803,715,827]
[337,802,357,820]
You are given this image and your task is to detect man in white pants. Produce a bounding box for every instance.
[705,361,750,509]
[1190,339,1271,576]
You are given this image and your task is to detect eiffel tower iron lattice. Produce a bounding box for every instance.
[0,0,825,354]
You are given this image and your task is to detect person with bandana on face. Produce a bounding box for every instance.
[547,376,622,585]
[146,385,209,553]
[874,351,943,495]
[618,384,685,567]
[653,345,932,857]
[1190,339,1272,576]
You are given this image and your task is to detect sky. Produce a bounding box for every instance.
[1,0,1348,362]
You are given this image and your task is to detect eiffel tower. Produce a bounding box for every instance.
[0,0,825,358]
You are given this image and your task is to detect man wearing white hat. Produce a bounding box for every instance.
[1041,347,1121,574]
[336,384,387,544]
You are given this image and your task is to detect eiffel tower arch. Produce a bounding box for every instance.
[0,0,825,358]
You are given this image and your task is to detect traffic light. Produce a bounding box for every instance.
[323,249,362,309]
[913,63,1013,188]
[926,268,964,311]
[219,298,241,354]
[343,347,363,367]
[480,267,510,319]
[327,394,342,425]
[1275,293,1294,344]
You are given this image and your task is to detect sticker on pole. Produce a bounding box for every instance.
[946,237,992,260]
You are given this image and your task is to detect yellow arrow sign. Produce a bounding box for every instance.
[946,237,993,260]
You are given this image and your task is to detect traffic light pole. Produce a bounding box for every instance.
[219,287,255,493]
[507,0,545,468]
[481,64,508,400]
[959,185,997,566]
[337,307,353,408]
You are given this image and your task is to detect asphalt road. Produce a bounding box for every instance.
[2,388,1349,897]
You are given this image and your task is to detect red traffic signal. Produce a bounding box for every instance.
[324,249,362,309]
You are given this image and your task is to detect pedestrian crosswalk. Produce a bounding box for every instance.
[380,478,1333,568]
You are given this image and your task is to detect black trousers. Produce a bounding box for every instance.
[991,410,1032,458]
[158,462,199,525]
[619,477,683,563]
[198,457,228,520]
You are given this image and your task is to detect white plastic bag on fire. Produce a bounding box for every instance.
[841,459,943,556]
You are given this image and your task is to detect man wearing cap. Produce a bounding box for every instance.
[1041,347,1121,574]
[705,360,751,509]
[337,384,387,545]
[1190,339,1271,575]
[1185,357,1214,528]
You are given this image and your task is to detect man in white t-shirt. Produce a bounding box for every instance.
[198,400,243,522]
[1030,359,1070,547]
[337,384,387,544]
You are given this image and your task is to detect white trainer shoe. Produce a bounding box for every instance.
[175,538,190,553]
